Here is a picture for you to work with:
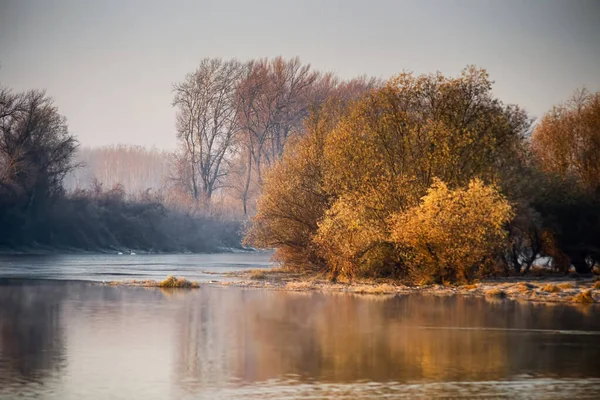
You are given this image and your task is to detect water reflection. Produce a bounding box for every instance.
[0,280,66,388]
[1,281,599,399]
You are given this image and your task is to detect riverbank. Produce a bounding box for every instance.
[109,268,600,304]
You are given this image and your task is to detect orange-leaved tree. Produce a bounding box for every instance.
[390,179,513,284]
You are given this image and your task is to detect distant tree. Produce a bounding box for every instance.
[531,90,600,273]
[0,87,78,244]
[532,89,600,195]
[235,57,320,214]
[0,88,76,204]
[173,58,245,202]
[64,145,173,193]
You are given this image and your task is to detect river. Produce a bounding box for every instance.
[0,253,599,399]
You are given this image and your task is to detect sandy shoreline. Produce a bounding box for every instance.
[105,269,600,305]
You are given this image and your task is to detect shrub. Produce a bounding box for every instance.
[314,194,398,280]
[390,179,513,284]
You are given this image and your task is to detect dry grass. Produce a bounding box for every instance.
[462,284,478,290]
[485,288,506,298]
[542,283,561,293]
[352,283,396,294]
[158,276,199,288]
[285,281,313,290]
[249,270,267,280]
[515,282,535,292]
[573,289,594,304]
[557,282,575,290]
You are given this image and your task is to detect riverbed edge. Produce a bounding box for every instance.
[106,269,600,305]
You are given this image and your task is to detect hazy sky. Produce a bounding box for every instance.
[1,0,599,149]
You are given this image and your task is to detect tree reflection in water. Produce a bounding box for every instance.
[1,281,599,399]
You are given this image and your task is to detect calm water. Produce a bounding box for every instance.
[1,255,600,399]
[0,252,274,282]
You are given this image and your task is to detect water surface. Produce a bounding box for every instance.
[0,254,599,399]
[0,252,273,282]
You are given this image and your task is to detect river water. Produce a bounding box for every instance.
[0,253,599,399]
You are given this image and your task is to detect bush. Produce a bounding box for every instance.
[314,194,398,280]
[390,179,513,284]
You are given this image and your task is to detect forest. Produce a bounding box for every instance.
[1,58,599,276]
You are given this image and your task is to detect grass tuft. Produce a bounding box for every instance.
[515,282,535,292]
[159,276,199,288]
[573,290,594,304]
[542,283,561,293]
[557,282,575,290]
[249,270,267,280]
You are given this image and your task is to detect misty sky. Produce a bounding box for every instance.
[1,0,599,149]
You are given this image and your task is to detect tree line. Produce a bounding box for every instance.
[64,145,172,194]
[0,87,239,252]
[245,67,600,282]
[2,59,598,264]
[0,56,377,252]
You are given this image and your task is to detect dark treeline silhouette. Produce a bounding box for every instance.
[1,56,380,252]
[0,87,239,253]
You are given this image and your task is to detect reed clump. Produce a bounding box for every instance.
[573,290,594,304]
[159,276,199,288]
[542,283,561,293]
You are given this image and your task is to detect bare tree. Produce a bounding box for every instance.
[235,59,276,215]
[0,87,77,209]
[173,58,245,202]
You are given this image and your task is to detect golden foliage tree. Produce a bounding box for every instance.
[390,179,513,284]
[323,67,530,209]
[244,102,345,270]
[313,194,397,280]
[531,89,600,195]
[531,89,600,273]
[314,68,527,280]
[246,67,530,282]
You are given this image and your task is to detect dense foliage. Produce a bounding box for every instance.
[247,68,600,282]
[531,89,600,273]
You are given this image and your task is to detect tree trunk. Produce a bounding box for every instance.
[242,148,253,216]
